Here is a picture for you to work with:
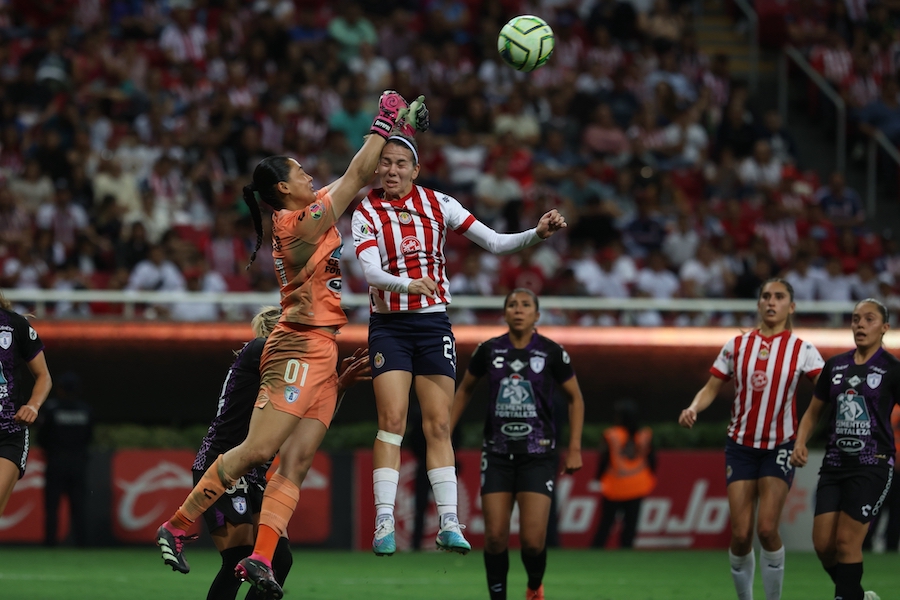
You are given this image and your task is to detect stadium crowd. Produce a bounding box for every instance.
[0,0,898,325]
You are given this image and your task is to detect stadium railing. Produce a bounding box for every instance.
[867,129,900,216]
[1,289,855,322]
[777,45,846,175]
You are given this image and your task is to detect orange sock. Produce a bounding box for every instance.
[171,455,237,530]
[253,473,300,561]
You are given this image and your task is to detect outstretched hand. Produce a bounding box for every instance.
[535,208,567,239]
[395,95,429,136]
[678,407,697,429]
[337,347,371,393]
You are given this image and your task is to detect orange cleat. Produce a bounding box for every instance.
[526,584,545,600]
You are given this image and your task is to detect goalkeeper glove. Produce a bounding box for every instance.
[370,90,408,139]
[394,95,430,137]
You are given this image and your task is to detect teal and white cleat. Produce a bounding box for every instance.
[864,592,881,600]
[372,518,396,556]
[435,520,471,555]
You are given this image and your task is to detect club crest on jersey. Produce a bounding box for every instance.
[0,332,10,349]
[232,496,247,515]
[400,236,421,255]
[28,327,36,340]
[398,211,412,224]
[374,352,385,369]
[530,356,545,373]
[750,370,768,391]
[284,386,300,404]
[867,372,882,389]
[309,203,324,220]
[758,347,769,360]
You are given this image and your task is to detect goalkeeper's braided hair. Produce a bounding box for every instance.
[241,156,290,269]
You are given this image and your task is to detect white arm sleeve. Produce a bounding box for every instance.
[462,219,542,255]
[357,245,414,293]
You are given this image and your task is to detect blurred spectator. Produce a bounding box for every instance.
[634,250,680,327]
[35,180,90,260]
[759,110,799,166]
[9,158,54,215]
[583,103,630,158]
[159,3,207,65]
[813,172,864,230]
[739,140,783,194]
[754,199,798,268]
[449,251,494,296]
[783,251,826,301]
[473,156,523,231]
[0,183,31,247]
[328,1,378,63]
[169,258,227,321]
[662,211,700,270]
[2,238,50,291]
[816,256,854,301]
[328,94,373,153]
[679,240,734,299]
[126,244,184,292]
[441,128,488,195]
[497,245,546,296]
[856,77,900,145]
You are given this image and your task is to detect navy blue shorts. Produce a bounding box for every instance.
[724,438,795,488]
[368,312,457,380]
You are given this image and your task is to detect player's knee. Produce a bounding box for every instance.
[520,541,544,557]
[730,529,753,551]
[484,535,508,554]
[756,521,779,545]
[376,429,403,446]
[422,417,451,442]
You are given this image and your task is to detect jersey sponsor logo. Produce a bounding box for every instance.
[867,373,882,389]
[284,386,300,403]
[0,332,10,349]
[509,359,525,372]
[847,375,862,387]
[750,370,768,391]
[836,388,871,442]
[400,236,421,255]
[309,203,324,220]
[374,352,385,369]
[398,211,412,224]
[327,278,342,296]
[359,223,370,235]
[529,356,545,373]
[495,374,537,420]
[232,496,248,515]
[28,327,36,341]
[500,422,533,438]
[836,438,865,453]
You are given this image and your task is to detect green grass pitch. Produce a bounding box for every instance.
[0,547,894,599]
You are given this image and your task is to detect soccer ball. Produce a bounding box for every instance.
[497,15,555,73]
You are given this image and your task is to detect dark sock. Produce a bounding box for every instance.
[833,562,864,600]
[824,564,839,584]
[209,545,253,600]
[484,549,509,600]
[244,538,292,600]
[521,547,547,591]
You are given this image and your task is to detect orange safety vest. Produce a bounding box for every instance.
[599,426,657,501]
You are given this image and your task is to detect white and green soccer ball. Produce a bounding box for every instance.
[497,15,555,73]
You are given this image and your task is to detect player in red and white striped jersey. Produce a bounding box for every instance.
[351,134,566,557]
[679,278,824,600]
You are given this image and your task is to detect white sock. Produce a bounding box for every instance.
[427,466,458,527]
[760,546,785,600]
[373,467,399,523]
[729,549,755,600]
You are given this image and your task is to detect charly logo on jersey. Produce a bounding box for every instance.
[495,374,538,420]
[232,496,247,515]
[309,203,324,220]
[836,388,871,450]
[374,352,385,369]
[400,236,421,255]
[284,386,300,404]
[750,370,768,391]
[0,331,10,349]
[398,211,412,224]
[867,372,882,389]
[847,375,862,388]
[509,359,525,372]
[501,422,533,438]
[529,356,545,373]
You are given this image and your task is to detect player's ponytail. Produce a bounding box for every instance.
[0,290,10,311]
[242,156,292,270]
[251,305,281,338]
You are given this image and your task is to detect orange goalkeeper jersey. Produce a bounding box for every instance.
[270,188,347,328]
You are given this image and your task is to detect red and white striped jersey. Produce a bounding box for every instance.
[710,329,824,449]
[352,186,476,313]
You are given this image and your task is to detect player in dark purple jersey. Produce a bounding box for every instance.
[452,289,584,600]
[192,306,369,600]
[0,292,52,519]
[791,298,896,600]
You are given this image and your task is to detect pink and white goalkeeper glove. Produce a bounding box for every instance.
[370,90,409,139]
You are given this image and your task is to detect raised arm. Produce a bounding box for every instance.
[462,208,567,255]
[560,375,585,474]
[789,395,827,468]
[678,375,725,429]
